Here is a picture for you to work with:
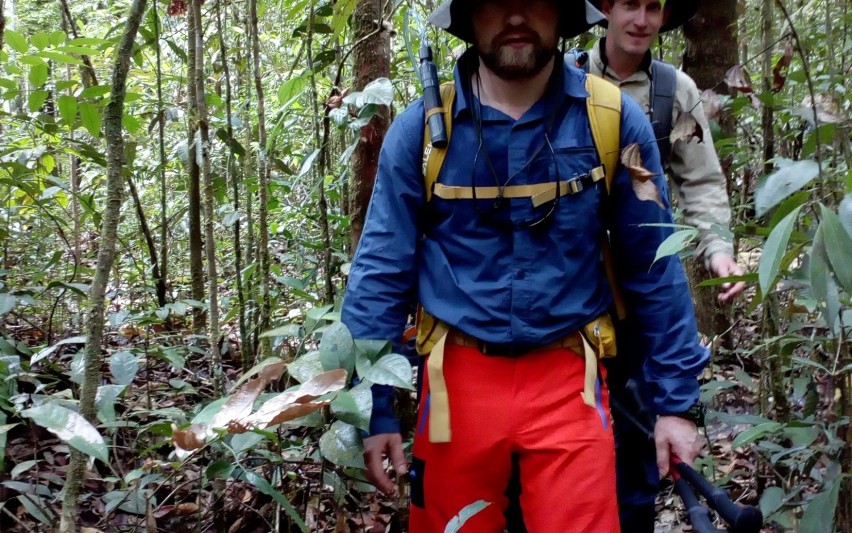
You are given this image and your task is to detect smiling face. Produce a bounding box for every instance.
[471,0,560,80]
[601,0,670,59]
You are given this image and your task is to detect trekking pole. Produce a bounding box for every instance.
[609,396,763,533]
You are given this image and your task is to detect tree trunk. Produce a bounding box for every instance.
[682,0,738,341]
[126,174,166,307]
[187,0,205,330]
[189,0,222,396]
[348,0,390,252]
[59,2,147,531]
[249,0,271,356]
[154,0,170,308]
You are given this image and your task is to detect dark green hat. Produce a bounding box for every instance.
[591,0,700,32]
[428,0,605,43]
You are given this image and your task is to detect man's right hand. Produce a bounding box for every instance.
[363,432,408,495]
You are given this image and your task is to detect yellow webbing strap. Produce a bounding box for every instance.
[423,83,457,201]
[585,75,627,320]
[579,334,599,408]
[426,329,452,443]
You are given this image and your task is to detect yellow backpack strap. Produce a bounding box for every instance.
[585,75,627,320]
[422,82,456,202]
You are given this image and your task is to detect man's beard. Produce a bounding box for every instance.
[478,30,557,80]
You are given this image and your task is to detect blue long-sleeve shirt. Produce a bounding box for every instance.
[342,55,708,435]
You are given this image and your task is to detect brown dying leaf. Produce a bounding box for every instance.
[208,361,285,430]
[772,41,794,92]
[620,144,664,209]
[701,89,723,123]
[241,369,347,429]
[724,65,754,93]
[172,423,207,451]
[669,112,704,144]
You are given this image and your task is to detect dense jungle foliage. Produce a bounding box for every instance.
[0,0,849,531]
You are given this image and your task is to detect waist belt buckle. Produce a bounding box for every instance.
[477,340,522,358]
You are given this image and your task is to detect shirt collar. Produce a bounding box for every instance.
[450,48,589,119]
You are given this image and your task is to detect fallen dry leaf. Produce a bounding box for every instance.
[669,112,704,144]
[802,93,846,124]
[724,64,754,93]
[241,369,346,429]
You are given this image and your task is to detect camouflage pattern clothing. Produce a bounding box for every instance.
[588,39,733,268]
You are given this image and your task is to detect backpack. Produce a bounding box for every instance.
[420,74,626,321]
[568,49,677,162]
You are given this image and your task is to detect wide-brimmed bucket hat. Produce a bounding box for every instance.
[428,0,605,43]
[590,0,700,32]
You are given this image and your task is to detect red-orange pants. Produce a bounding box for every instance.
[409,343,619,533]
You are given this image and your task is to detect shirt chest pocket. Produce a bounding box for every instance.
[530,145,605,234]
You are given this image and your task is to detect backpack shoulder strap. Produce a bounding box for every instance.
[584,74,621,193]
[423,82,456,202]
[584,74,627,320]
[650,60,676,162]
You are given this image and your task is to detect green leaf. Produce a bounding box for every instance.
[277,75,308,106]
[95,384,126,424]
[810,223,840,328]
[31,32,50,50]
[343,77,394,108]
[653,228,698,264]
[259,324,301,338]
[445,500,492,533]
[79,102,101,137]
[331,0,357,41]
[110,351,139,386]
[297,149,320,178]
[818,204,852,294]
[48,30,67,46]
[800,478,840,533]
[319,321,355,378]
[330,389,370,430]
[80,84,111,99]
[319,420,364,469]
[838,194,852,234]
[755,159,819,217]
[37,51,82,65]
[57,95,77,125]
[0,293,15,315]
[758,206,802,296]
[30,335,86,365]
[21,403,108,462]
[240,467,308,532]
[5,30,28,54]
[362,354,414,390]
[287,350,324,383]
[732,421,784,449]
[29,64,48,88]
[759,486,787,518]
[55,45,101,56]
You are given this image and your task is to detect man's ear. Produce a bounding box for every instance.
[600,0,614,16]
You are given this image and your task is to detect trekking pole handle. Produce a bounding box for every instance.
[672,458,763,533]
[418,43,448,148]
[674,478,726,533]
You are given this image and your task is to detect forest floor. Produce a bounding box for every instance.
[0,303,812,532]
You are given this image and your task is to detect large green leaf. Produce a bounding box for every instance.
[653,228,698,264]
[5,30,28,54]
[319,420,364,469]
[28,64,48,88]
[732,421,783,449]
[362,353,414,390]
[800,476,840,533]
[21,403,108,462]
[79,102,101,137]
[277,75,308,107]
[331,0,357,41]
[0,293,15,315]
[818,204,852,294]
[445,500,492,533]
[109,350,139,386]
[810,223,841,329]
[754,159,819,217]
[759,486,787,519]
[287,350,324,383]
[319,321,355,377]
[839,194,852,235]
[758,206,801,296]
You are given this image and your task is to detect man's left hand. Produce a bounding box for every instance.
[654,416,702,478]
[709,253,745,303]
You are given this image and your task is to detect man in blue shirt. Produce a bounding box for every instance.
[342,0,708,530]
